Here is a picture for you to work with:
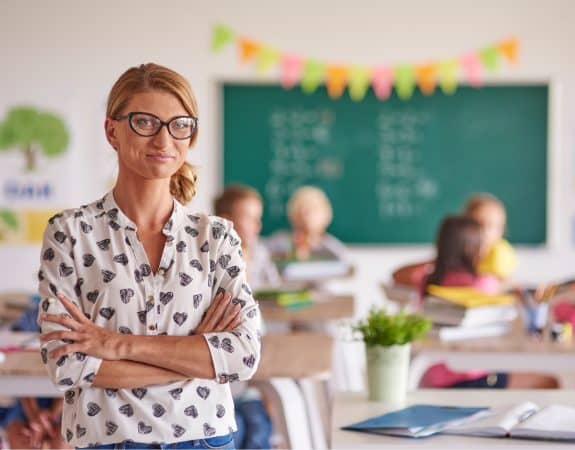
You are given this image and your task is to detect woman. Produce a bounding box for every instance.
[37,63,261,449]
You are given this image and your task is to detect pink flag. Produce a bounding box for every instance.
[372,66,393,100]
[280,54,303,89]
[460,53,482,87]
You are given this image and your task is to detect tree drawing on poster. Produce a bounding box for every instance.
[0,106,68,171]
[0,105,69,244]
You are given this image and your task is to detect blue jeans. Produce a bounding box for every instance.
[79,434,235,450]
[233,400,272,449]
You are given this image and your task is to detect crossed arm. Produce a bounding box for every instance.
[40,292,242,388]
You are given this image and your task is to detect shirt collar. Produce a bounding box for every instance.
[100,191,184,238]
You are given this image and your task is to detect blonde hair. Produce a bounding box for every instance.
[214,184,262,217]
[106,63,199,204]
[287,186,333,225]
[464,193,506,216]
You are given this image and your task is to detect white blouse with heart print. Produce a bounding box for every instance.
[37,192,261,447]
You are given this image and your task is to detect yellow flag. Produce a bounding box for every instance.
[256,47,280,73]
[437,59,459,95]
[348,66,372,101]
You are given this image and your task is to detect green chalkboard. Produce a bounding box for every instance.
[222,83,548,244]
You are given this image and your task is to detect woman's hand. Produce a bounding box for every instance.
[40,293,123,361]
[194,291,242,334]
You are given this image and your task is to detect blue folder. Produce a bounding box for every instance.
[342,404,488,438]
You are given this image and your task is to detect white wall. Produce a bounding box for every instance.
[2,0,575,315]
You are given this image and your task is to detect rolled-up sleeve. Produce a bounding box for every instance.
[203,219,262,383]
[37,218,103,391]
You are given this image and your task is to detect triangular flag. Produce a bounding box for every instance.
[211,24,234,52]
[394,65,416,100]
[238,38,260,64]
[326,65,348,99]
[348,66,372,101]
[498,38,519,64]
[479,46,499,71]
[372,66,393,100]
[460,53,482,87]
[280,54,303,89]
[437,59,459,95]
[256,47,280,73]
[416,64,438,95]
[301,60,325,94]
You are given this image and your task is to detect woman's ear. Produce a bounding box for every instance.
[105,117,119,151]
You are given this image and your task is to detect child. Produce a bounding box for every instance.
[392,193,516,289]
[215,184,280,289]
[420,215,558,389]
[267,185,347,262]
[464,193,517,281]
[214,184,279,450]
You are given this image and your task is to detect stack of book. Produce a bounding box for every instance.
[254,286,314,310]
[423,285,517,341]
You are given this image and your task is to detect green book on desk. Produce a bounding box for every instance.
[254,287,313,310]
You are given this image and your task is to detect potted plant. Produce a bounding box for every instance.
[354,308,431,404]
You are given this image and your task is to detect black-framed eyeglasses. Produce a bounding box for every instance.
[113,112,198,140]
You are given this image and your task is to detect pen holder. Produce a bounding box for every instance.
[523,302,549,335]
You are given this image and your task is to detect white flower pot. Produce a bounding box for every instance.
[366,343,411,405]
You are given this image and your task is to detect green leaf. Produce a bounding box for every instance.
[0,210,19,230]
[353,308,431,347]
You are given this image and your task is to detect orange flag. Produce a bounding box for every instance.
[498,38,519,64]
[416,64,438,95]
[238,38,260,64]
[326,65,348,99]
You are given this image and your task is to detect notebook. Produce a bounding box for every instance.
[443,402,575,441]
[341,404,488,438]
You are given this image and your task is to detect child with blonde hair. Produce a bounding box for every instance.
[267,186,347,262]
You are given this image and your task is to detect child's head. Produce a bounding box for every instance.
[463,193,507,251]
[214,184,263,249]
[287,186,333,235]
[427,215,483,286]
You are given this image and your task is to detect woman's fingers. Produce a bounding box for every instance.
[217,304,242,331]
[40,313,81,331]
[56,293,88,323]
[40,330,82,344]
[47,343,83,360]
[201,293,232,331]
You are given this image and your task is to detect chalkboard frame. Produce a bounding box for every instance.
[217,77,560,249]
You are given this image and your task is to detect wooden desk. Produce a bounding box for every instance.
[260,292,354,323]
[254,332,332,380]
[332,389,575,449]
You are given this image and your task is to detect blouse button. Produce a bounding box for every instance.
[148,324,156,331]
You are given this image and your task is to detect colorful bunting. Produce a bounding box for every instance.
[280,54,303,89]
[479,45,499,71]
[394,65,416,100]
[348,66,372,101]
[326,65,348,99]
[256,47,280,73]
[416,64,438,96]
[211,24,234,52]
[460,53,483,87]
[238,38,260,64]
[437,59,459,95]
[301,60,325,94]
[498,38,519,64]
[212,25,520,101]
[372,66,393,100]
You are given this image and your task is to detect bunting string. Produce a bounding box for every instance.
[212,24,519,101]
